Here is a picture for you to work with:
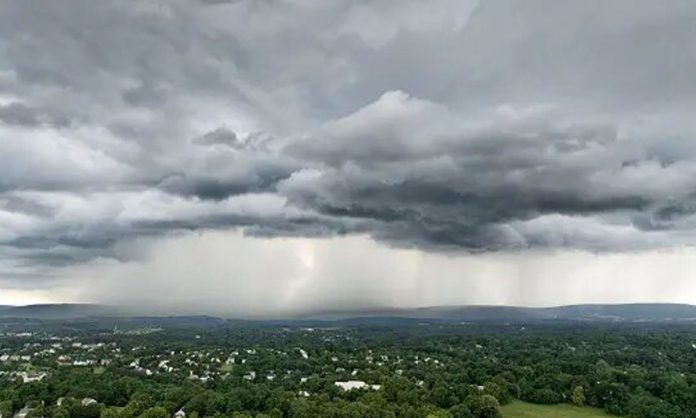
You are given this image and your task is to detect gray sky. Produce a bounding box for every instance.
[1,0,696,314]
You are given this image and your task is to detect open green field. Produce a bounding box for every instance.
[502,401,616,418]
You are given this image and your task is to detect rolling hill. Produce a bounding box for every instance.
[2,303,696,324]
[297,303,696,323]
[0,304,121,319]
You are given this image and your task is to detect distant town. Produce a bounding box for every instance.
[2,312,696,417]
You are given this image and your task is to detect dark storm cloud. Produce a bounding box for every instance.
[121,81,168,108]
[0,102,71,128]
[0,103,42,127]
[193,128,241,148]
[278,90,696,251]
[1,0,696,281]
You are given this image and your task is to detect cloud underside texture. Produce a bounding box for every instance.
[1,0,696,283]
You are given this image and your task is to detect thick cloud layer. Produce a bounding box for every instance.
[1,0,696,289]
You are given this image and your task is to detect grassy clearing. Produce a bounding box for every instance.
[502,400,616,418]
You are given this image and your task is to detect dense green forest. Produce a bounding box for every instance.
[1,321,696,418]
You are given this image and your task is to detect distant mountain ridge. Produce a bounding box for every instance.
[301,303,696,323]
[0,303,122,319]
[2,303,696,323]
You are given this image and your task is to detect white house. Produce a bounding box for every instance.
[334,380,381,391]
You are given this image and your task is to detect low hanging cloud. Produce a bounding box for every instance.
[1,0,696,297]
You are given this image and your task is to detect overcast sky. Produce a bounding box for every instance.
[2,0,696,315]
